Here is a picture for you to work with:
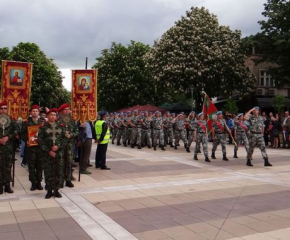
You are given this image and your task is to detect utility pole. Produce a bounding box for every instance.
[85,57,88,69]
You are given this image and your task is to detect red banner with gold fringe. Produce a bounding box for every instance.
[71,69,97,123]
[1,60,33,120]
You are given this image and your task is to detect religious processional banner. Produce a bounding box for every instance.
[71,69,98,123]
[1,60,33,120]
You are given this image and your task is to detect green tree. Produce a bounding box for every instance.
[0,42,70,107]
[222,98,238,114]
[145,7,254,108]
[257,0,290,86]
[272,94,284,114]
[93,41,154,111]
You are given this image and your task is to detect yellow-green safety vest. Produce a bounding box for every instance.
[95,120,110,144]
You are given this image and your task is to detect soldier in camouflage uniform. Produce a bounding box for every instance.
[244,106,272,167]
[58,104,79,188]
[152,111,165,151]
[38,108,65,199]
[163,112,174,147]
[0,101,19,194]
[233,113,250,159]
[111,113,118,144]
[141,111,152,148]
[174,114,189,152]
[187,111,196,152]
[193,112,210,162]
[128,110,142,149]
[211,111,231,161]
[116,113,127,146]
[126,111,132,145]
[21,105,45,191]
[114,113,121,145]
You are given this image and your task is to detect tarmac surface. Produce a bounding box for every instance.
[1,143,290,240]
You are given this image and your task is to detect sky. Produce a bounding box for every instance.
[0,0,266,91]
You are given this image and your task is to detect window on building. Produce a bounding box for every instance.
[260,70,275,87]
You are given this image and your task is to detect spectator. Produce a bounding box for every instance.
[262,112,270,146]
[282,111,290,148]
[271,116,281,148]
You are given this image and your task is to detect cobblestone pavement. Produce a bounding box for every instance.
[1,143,290,240]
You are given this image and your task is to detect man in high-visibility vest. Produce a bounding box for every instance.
[95,111,111,170]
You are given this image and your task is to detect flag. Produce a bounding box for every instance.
[71,69,98,123]
[202,92,218,132]
[1,60,33,120]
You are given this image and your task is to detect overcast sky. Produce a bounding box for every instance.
[0,0,266,90]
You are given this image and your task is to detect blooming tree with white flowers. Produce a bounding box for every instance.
[145,7,254,108]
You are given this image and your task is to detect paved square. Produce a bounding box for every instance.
[1,143,290,240]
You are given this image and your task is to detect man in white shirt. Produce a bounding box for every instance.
[282,111,290,148]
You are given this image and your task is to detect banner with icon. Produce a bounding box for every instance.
[71,69,97,123]
[1,60,33,120]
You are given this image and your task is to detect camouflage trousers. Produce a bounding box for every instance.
[117,128,125,143]
[164,128,174,144]
[175,130,188,146]
[234,132,250,157]
[63,142,73,182]
[187,130,195,148]
[26,146,43,184]
[126,128,132,143]
[44,152,64,191]
[131,127,142,146]
[111,128,117,142]
[141,129,152,146]
[212,134,227,154]
[248,133,268,159]
[194,133,208,157]
[0,145,13,186]
[153,129,164,146]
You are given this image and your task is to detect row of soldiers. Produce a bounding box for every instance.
[0,102,79,198]
[106,107,272,167]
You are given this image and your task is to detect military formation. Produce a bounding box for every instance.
[0,102,272,198]
[107,107,273,167]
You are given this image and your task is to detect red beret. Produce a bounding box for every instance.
[29,105,40,112]
[58,103,70,112]
[0,101,8,107]
[46,108,58,115]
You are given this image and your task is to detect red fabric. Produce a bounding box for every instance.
[0,101,8,107]
[29,105,40,111]
[118,104,167,113]
[237,121,247,131]
[46,108,58,115]
[58,103,70,112]
[197,121,206,133]
[214,120,224,132]
[202,93,218,132]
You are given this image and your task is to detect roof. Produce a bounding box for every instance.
[118,104,167,113]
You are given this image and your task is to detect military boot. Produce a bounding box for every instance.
[123,142,127,147]
[223,154,229,161]
[36,182,43,190]
[137,145,142,149]
[117,141,121,146]
[170,142,174,148]
[174,145,177,150]
[0,186,3,195]
[154,146,157,151]
[246,159,253,167]
[211,151,216,159]
[4,185,13,193]
[112,140,114,144]
[131,144,135,148]
[205,157,211,162]
[45,190,53,199]
[54,190,62,198]
[148,145,151,149]
[194,154,198,160]
[30,183,37,191]
[233,151,238,158]
[161,145,166,151]
[186,147,190,153]
[65,181,74,188]
[264,158,272,167]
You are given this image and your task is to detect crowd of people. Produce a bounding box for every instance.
[1,100,284,198]
[0,102,110,199]
[106,106,275,167]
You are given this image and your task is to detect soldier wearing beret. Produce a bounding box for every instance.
[58,103,79,187]
[0,101,19,194]
[38,108,65,198]
[244,106,272,167]
[21,105,45,191]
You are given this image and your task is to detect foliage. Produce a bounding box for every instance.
[257,0,290,86]
[93,41,153,111]
[144,7,255,108]
[272,94,284,113]
[222,98,238,114]
[0,42,70,107]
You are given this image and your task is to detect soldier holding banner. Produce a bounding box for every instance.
[0,101,19,194]
[58,103,78,188]
[38,108,65,199]
[21,105,44,191]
